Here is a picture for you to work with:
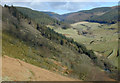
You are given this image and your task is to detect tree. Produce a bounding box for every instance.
[60,40,64,45]
[4,4,7,7]
[36,24,40,30]
[117,49,119,57]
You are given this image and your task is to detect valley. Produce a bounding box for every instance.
[54,21,118,66]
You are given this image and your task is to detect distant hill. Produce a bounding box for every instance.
[43,12,62,21]
[44,6,118,24]
[86,6,118,24]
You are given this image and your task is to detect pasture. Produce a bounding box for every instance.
[54,22,118,66]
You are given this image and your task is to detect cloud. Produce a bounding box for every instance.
[0,2,118,14]
[40,2,103,12]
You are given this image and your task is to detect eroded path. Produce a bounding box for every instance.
[2,56,79,81]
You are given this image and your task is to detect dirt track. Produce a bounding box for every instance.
[2,56,79,81]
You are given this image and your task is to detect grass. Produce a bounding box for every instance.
[3,32,103,80]
[54,21,118,66]
[2,32,63,72]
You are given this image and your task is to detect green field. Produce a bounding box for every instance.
[54,21,118,66]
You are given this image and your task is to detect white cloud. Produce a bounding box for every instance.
[0,1,118,14]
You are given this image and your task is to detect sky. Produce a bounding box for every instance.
[0,1,119,14]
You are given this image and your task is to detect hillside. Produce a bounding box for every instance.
[43,12,62,21]
[86,6,118,24]
[2,5,118,81]
[16,7,71,29]
[44,6,118,24]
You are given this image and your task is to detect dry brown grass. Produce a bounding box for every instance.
[2,56,79,81]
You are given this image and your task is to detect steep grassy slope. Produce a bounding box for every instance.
[2,5,118,81]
